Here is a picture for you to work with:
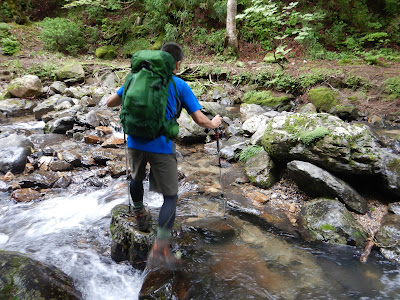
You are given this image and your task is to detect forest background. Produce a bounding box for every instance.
[0,0,400,118]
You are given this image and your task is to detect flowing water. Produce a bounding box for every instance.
[1,119,400,299]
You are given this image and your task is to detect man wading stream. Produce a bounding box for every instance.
[106,42,222,269]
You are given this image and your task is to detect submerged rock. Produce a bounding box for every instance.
[0,250,82,299]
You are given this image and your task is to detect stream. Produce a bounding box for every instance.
[1,119,400,299]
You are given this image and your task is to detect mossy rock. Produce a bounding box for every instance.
[242,90,292,111]
[308,87,339,112]
[95,46,117,60]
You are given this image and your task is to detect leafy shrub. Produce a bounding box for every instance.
[192,27,226,54]
[122,38,151,58]
[0,22,11,39]
[236,145,264,162]
[384,76,400,100]
[164,23,178,43]
[40,17,85,55]
[1,37,20,55]
[25,62,57,80]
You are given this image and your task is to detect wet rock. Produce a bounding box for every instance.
[245,151,277,189]
[7,75,43,98]
[106,160,126,178]
[80,96,96,107]
[17,170,60,189]
[182,216,236,242]
[388,202,400,215]
[76,109,114,128]
[0,180,11,192]
[375,214,400,263]
[0,98,37,117]
[177,110,209,143]
[297,198,368,246]
[287,160,368,214]
[33,94,61,120]
[58,150,82,167]
[110,204,154,270]
[44,116,75,134]
[95,126,114,135]
[0,134,33,174]
[0,250,81,300]
[50,159,74,171]
[139,268,191,300]
[10,188,42,202]
[38,156,53,171]
[199,101,227,117]
[84,135,105,144]
[53,175,72,189]
[220,136,248,161]
[55,63,85,84]
[29,133,67,149]
[101,136,124,148]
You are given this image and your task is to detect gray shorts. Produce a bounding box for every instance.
[127,148,178,196]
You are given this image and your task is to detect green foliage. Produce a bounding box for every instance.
[236,145,264,162]
[192,27,226,54]
[0,22,11,39]
[95,45,117,59]
[25,62,57,80]
[1,37,20,55]
[298,126,329,145]
[164,23,178,43]
[384,76,400,100]
[40,17,85,55]
[122,38,150,58]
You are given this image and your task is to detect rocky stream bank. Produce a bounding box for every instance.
[0,60,399,299]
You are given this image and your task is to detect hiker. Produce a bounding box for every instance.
[106,42,222,269]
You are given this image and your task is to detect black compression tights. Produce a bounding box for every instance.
[130,179,177,230]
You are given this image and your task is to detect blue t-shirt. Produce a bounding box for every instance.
[117,76,201,154]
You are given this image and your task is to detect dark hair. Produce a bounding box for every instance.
[161,42,184,62]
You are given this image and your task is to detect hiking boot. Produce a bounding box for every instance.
[133,207,151,232]
[146,238,183,271]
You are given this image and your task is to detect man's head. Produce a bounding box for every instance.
[161,42,184,62]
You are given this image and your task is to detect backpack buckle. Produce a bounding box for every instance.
[141,60,152,70]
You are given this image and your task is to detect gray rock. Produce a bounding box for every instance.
[242,114,270,135]
[33,94,61,120]
[49,81,67,94]
[44,116,75,134]
[287,160,368,214]
[240,103,266,121]
[0,134,33,174]
[16,170,60,189]
[388,202,400,215]
[220,136,248,161]
[245,151,277,189]
[56,63,85,84]
[199,101,227,117]
[7,75,43,98]
[297,198,368,246]
[0,98,37,117]
[297,103,317,113]
[329,103,359,121]
[0,251,81,299]
[375,214,400,263]
[177,110,208,143]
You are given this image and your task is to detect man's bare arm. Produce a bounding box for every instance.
[191,110,222,129]
[106,93,122,107]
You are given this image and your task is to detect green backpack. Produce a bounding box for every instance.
[120,50,180,140]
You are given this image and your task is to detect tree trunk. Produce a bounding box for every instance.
[225,0,238,56]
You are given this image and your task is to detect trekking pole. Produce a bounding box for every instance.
[215,127,226,219]
[123,133,132,213]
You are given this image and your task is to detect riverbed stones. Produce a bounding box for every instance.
[0,250,81,299]
[245,151,277,189]
[0,134,33,174]
[297,198,368,246]
[16,170,60,189]
[7,75,43,98]
[55,63,85,84]
[287,160,368,214]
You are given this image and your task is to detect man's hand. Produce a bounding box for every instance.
[191,111,222,129]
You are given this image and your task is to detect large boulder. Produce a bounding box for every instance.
[287,160,368,214]
[177,110,208,143]
[0,134,33,174]
[297,198,368,246]
[0,250,81,299]
[245,151,277,189]
[261,113,400,198]
[6,75,43,98]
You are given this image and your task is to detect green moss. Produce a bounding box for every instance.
[298,126,330,145]
[95,46,117,60]
[387,158,400,175]
[319,224,335,231]
[242,90,291,109]
[308,87,339,112]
